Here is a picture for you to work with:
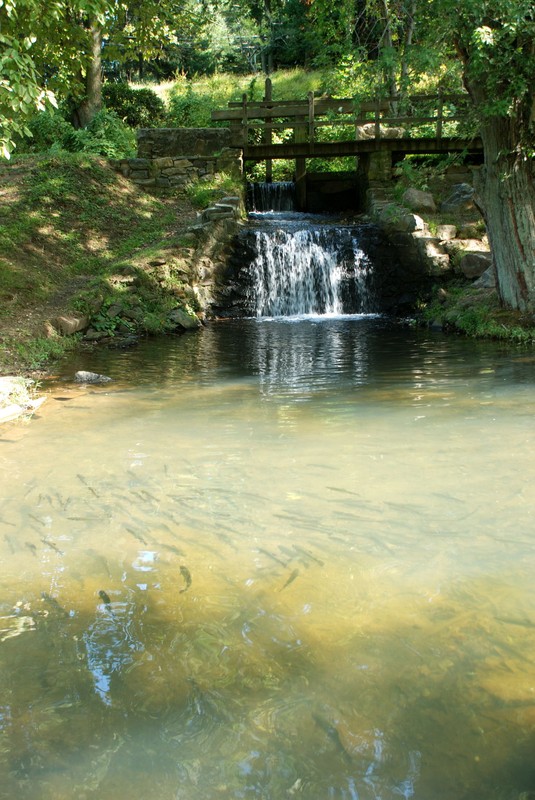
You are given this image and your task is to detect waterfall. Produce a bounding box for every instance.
[247,182,296,212]
[246,220,378,318]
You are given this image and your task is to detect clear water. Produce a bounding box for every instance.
[1,317,535,800]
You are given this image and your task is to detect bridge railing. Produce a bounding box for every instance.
[211,86,472,150]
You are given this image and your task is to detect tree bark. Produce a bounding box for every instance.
[73,20,103,128]
[475,117,535,311]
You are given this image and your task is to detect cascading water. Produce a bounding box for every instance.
[249,222,377,317]
[215,183,395,320]
[247,181,296,212]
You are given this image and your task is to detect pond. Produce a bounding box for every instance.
[1,316,534,800]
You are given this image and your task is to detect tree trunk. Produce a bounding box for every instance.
[379,0,398,98]
[74,20,103,128]
[476,117,535,312]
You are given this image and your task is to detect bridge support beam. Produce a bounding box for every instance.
[295,158,307,210]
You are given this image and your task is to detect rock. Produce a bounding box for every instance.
[220,196,241,207]
[459,251,493,279]
[0,404,25,424]
[42,321,57,338]
[440,183,474,212]
[473,266,496,288]
[202,206,236,222]
[74,370,112,384]
[356,124,406,140]
[167,307,202,330]
[106,304,123,318]
[414,237,451,274]
[0,377,46,423]
[52,315,90,336]
[402,188,436,214]
[444,238,489,255]
[379,205,426,233]
[84,329,109,341]
[436,224,457,241]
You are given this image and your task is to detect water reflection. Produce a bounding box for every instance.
[0,318,535,798]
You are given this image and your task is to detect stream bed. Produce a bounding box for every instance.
[1,316,534,799]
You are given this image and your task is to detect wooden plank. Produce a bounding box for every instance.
[242,137,483,160]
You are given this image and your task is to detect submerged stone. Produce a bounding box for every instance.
[74,370,112,384]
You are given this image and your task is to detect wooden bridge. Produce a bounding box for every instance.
[211,78,483,208]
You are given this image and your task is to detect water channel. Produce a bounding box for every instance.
[1,204,535,800]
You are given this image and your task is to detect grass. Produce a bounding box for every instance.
[185,172,243,208]
[423,286,535,343]
[0,152,203,375]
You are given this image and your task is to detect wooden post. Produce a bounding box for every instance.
[295,110,307,210]
[241,93,248,148]
[264,78,273,183]
[436,91,443,140]
[374,98,381,139]
[308,91,315,154]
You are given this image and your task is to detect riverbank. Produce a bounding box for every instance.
[0,154,246,381]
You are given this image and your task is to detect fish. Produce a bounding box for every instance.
[25,541,37,557]
[98,590,113,610]
[41,592,68,617]
[85,548,112,578]
[179,565,192,593]
[257,547,288,567]
[125,526,147,545]
[161,542,185,557]
[292,544,325,566]
[41,537,64,555]
[77,473,99,498]
[4,534,17,553]
[279,568,300,592]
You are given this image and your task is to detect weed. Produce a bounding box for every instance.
[185,172,243,208]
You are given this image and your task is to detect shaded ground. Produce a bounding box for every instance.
[0,155,198,376]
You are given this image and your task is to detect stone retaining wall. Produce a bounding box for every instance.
[112,128,242,189]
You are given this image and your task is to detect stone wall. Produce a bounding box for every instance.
[112,128,242,189]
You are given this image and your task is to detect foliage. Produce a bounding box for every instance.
[430,0,535,150]
[185,172,244,208]
[19,109,135,158]
[102,83,165,127]
[393,152,466,192]
[10,335,80,370]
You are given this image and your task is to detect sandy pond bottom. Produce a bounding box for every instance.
[0,317,534,800]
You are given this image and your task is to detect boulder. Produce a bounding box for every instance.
[440,183,475,212]
[414,237,451,274]
[402,188,436,214]
[52,315,90,336]
[459,251,493,279]
[473,266,496,289]
[436,224,457,241]
[167,307,202,330]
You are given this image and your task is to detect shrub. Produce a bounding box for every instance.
[18,109,135,158]
[103,83,165,127]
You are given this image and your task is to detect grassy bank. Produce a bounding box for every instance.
[422,285,535,342]
[0,153,205,375]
